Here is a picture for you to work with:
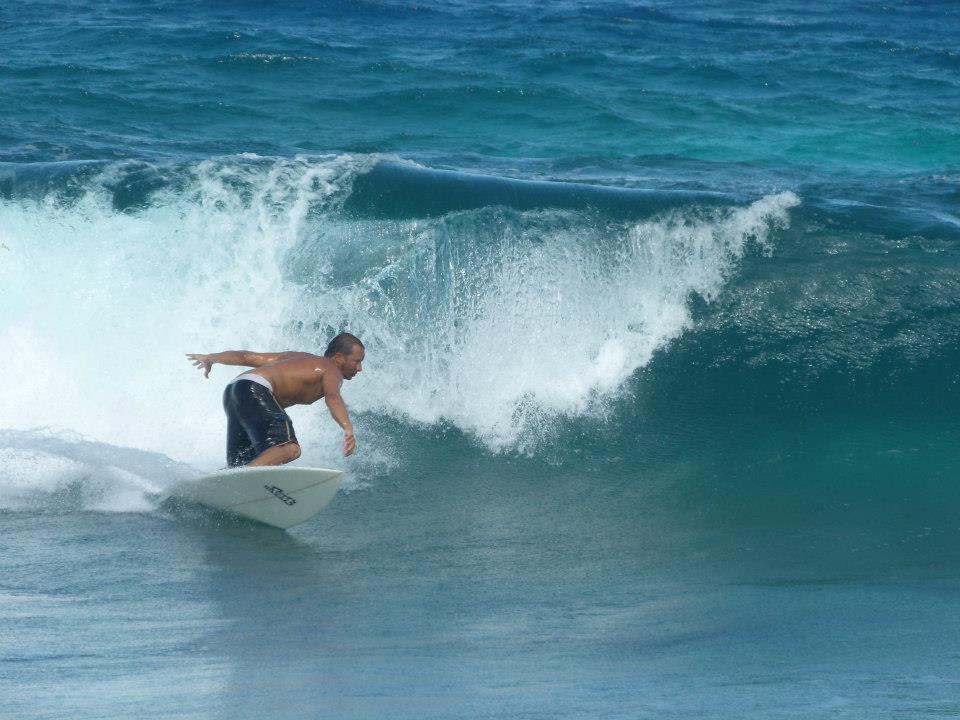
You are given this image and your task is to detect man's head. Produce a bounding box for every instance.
[325,332,365,379]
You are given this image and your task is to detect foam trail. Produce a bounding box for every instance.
[0,429,195,512]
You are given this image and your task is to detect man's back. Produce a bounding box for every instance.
[247,353,339,408]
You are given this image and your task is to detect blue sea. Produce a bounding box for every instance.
[2,1,960,717]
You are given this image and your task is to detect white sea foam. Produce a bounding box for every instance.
[0,429,190,512]
[329,190,801,451]
[0,154,799,510]
[0,155,377,509]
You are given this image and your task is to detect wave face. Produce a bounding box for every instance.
[3,154,960,519]
[0,156,795,471]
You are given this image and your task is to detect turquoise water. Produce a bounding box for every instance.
[2,1,960,717]
[4,1,958,170]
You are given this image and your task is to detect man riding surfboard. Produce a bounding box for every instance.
[186,332,364,467]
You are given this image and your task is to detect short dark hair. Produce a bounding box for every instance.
[325,332,364,357]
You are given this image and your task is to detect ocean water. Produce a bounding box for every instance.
[2,1,960,717]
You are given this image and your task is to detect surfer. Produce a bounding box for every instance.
[186,333,364,466]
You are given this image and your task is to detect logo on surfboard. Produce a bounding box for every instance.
[264,485,297,506]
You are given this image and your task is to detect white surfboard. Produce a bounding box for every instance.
[170,466,343,529]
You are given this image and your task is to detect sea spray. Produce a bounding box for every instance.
[0,157,368,441]
[326,192,801,451]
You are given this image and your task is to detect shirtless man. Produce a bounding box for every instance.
[186,332,364,467]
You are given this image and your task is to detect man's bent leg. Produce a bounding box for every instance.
[248,441,301,467]
[225,412,257,467]
[227,379,300,467]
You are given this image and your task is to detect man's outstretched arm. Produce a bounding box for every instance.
[186,351,297,377]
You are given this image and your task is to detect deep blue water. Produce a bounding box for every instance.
[2,1,960,717]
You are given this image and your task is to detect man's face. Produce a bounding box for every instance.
[340,345,365,380]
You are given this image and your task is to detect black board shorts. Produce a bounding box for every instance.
[222,379,297,467]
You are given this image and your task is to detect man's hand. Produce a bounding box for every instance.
[343,430,356,457]
[186,353,213,378]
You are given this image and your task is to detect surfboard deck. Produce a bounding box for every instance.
[170,466,343,529]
